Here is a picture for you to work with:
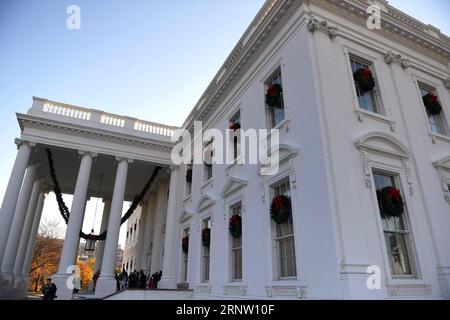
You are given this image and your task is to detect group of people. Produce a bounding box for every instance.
[114,269,162,291]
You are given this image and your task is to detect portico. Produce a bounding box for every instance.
[0,97,179,299]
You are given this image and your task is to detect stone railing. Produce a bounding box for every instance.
[30,97,177,139]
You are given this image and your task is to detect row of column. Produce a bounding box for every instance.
[0,138,180,299]
[0,139,47,297]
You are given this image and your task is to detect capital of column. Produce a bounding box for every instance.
[78,150,98,158]
[115,156,134,164]
[168,165,179,173]
[14,138,36,150]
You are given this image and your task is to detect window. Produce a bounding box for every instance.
[272,179,297,279]
[373,171,415,277]
[185,164,192,196]
[201,218,211,282]
[204,140,213,182]
[418,83,447,135]
[230,203,243,281]
[229,111,241,162]
[181,228,189,283]
[266,69,285,128]
[350,55,382,114]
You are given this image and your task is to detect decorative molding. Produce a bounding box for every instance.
[340,260,372,275]
[17,115,174,152]
[196,193,216,212]
[14,138,36,149]
[444,77,450,90]
[178,209,194,223]
[361,150,372,189]
[223,284,247,296]
[194,284,212,295]
[384,50,411,69]
[402,160,414,195]
[221,177,248,198]
[433,156,450,203]
[355,131,411,159]
[386,284,432,297]
[265,284,306,299]
[79,150,98,159]
[307,16,339,40]
[354,110,396,132]
[257,143,299,176]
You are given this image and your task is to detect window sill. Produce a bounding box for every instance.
[355,109,396,132]
[429,132,450,144]
[223,283,247,296]
[386,279,432,297]
[265,280,307,298]
[271,119,290,133]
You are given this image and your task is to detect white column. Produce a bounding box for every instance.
[93,200,112,273]
[0,139,34,265]
[53,151,95,300]
[13,179,43,287]
[158,166,179,289]
[150,181,168,274]
[96,157,130,297]
[0,164,38,288]
[22,191,46,283]
[134,202,148,271]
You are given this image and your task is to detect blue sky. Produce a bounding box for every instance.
[0,1,448,246]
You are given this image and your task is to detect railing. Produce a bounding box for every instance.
[33,98,177,139]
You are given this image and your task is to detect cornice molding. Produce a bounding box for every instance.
[17,114,174,152]
[313,0,449,62]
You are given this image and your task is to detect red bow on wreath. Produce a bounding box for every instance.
[267,84,277,97]
[361,68,373,80]
[230,215,239,224]
[429,93,438,104]
[388,188,401,202]
[273,196,283,211]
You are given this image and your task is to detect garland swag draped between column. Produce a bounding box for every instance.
[46,148,161,241]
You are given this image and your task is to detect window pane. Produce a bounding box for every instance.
[374,171,414,277]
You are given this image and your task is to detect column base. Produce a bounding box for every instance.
[12,274,24,289]
[95,276,118,299]
[158,276,177,290]
[0,288,25,300]
[0,272,14,290]
[51,273,74,300]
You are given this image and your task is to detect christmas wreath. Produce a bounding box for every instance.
[422,93,442,115]
[270,195,292,224]
[376,186,404,217]
[266,83,283,107]
[229,215,242,238]
[353,67,375,94]
[186,168,192,183]
[182,236,189,253]
[229,122,241,131]
[201,227,211,247]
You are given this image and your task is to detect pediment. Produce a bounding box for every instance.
[179,208,194,223]
[355,132,410,159]
[221,177,248,198]
[434,155,450,170]
[196,194,216,212]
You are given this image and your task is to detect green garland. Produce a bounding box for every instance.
[46,148,161,241]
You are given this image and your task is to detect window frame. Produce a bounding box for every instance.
[229,202,243,282]
[370,167,421,281]
[200,217,212,283]
[417,81,448,136]
[203,140,213,183]
[265,67,286,129]
[270,178,297,280]
[348,53,385,115]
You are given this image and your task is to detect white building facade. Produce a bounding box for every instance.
[0,0,449,300]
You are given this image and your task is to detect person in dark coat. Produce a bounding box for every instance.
[138,270,147,289]
[42,278,57,300]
